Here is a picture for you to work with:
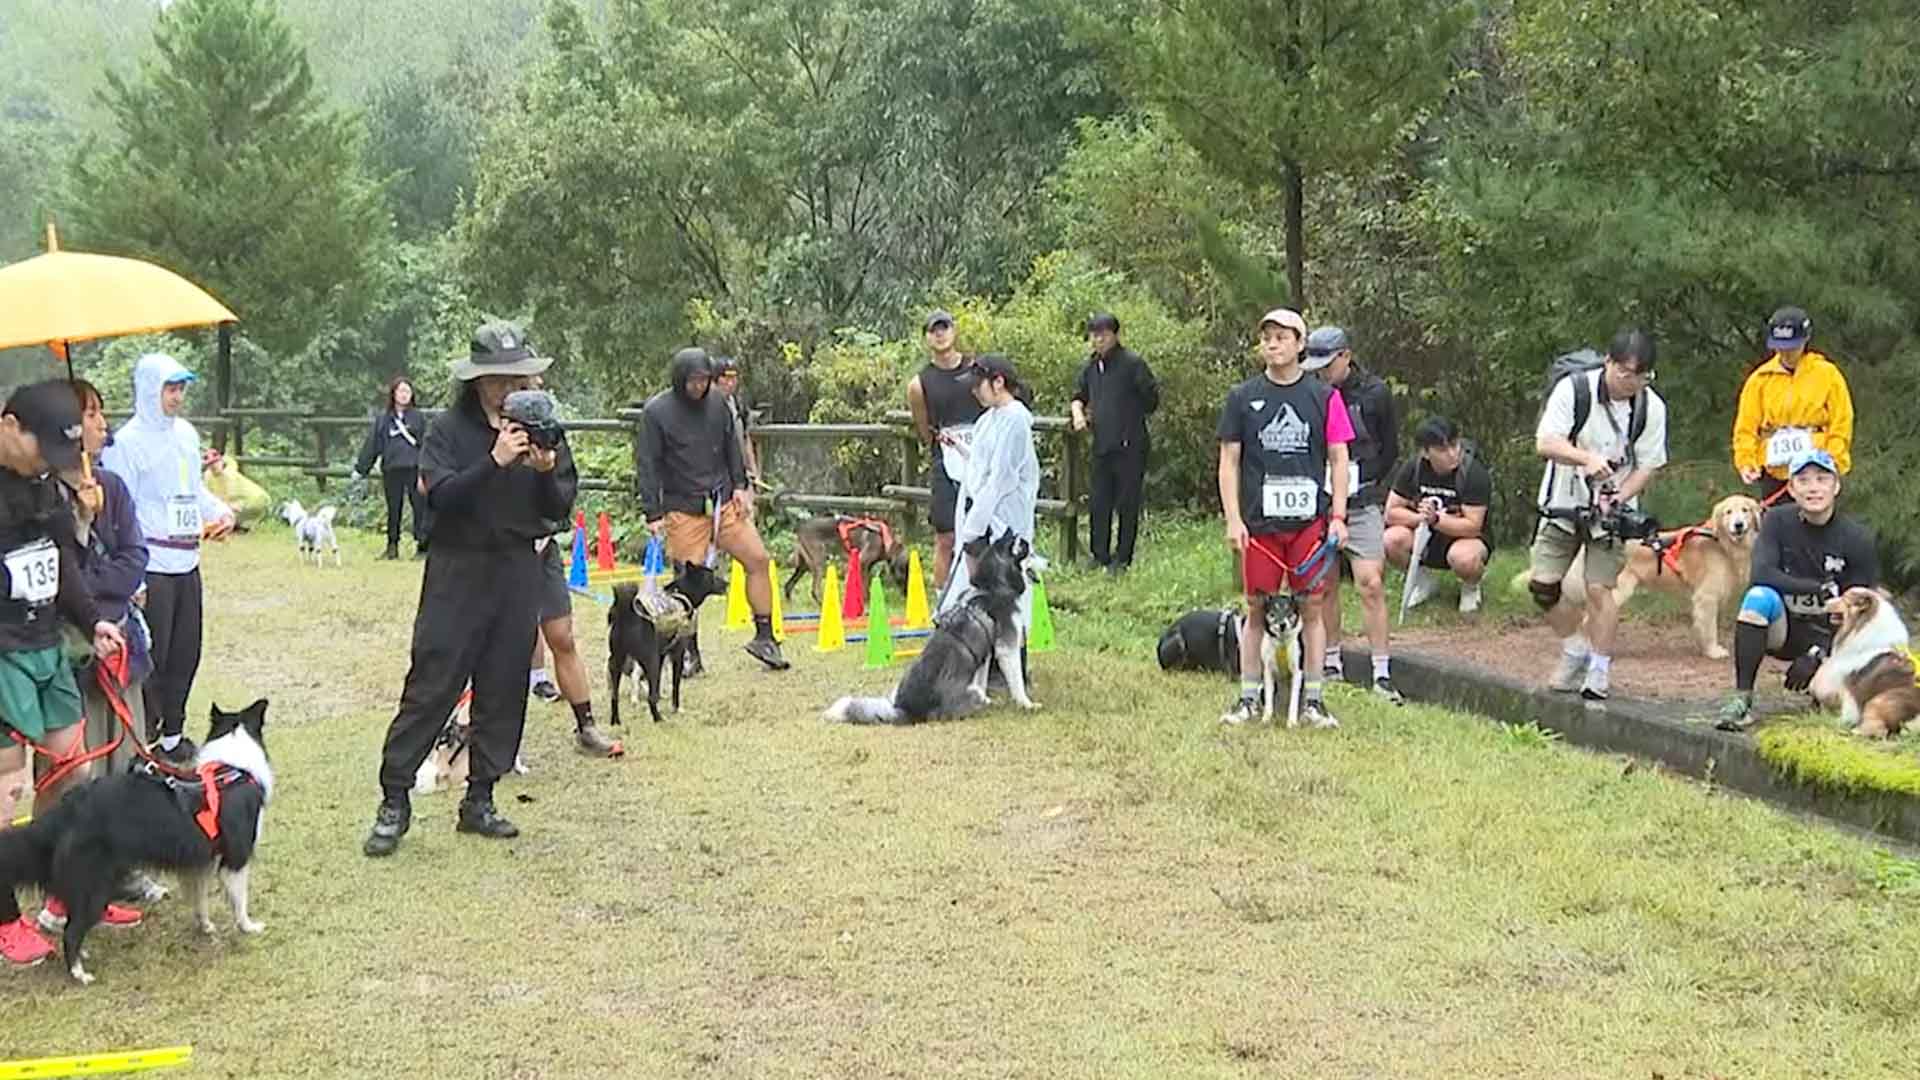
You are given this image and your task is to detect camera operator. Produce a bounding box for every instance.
[1527,328,1668,701]
[363,322,577,858]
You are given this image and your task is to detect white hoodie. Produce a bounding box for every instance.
[99,353,231,575]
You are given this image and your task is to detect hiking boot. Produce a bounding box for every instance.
[114,872,169,906]
[1302,699,1340,730]
[39,897,142,932]
[1548,651,1590,693]
[1715,693,1756,732]
[153,736,197,765]
[530,679,562,703]
[1219,694,1260,726]
[456,799,519,839]
[575,723,624,758]
[1458,583,1482,615]
[362,798,412,858]
[743,637,791,671]
[381,543,400,561]
[0,917,53,968]
[1372,676,1406,706]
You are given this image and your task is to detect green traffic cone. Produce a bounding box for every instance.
[863,579,894,668]
[1028,575,1055,653]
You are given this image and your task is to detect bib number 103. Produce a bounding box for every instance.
[1261,477,1317,522]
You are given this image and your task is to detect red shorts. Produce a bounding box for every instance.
[1241,518,1331,597]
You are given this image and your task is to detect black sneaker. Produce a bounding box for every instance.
[743,637,791,671]
[1371,677,1405,706]
[531,679,562,703]
[153,736,197,765]
[456,799,519,839]
[1714,693,1755,732]
[380,543,399,561]
[362,799,412,857]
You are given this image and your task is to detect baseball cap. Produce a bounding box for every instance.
[4,379,85,472]
[1768,306,1811,352]
[924,309,956,333]
[1301,326,1351,371]
[1258,308,1307,338]
[163,369,197,385]
[1788,448,1838,477]
[709,354,739,376]
[959,353,1020,386]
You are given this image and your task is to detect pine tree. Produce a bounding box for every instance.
[65,0,386,357]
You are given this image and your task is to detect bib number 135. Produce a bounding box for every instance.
[5,539,58,605]
[1261,476,1318,522]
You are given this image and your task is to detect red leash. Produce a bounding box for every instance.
[7,651,198,794]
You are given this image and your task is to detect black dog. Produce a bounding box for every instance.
[1157,609,1244,676]
[609,562,728,725]
[0,700,274,984]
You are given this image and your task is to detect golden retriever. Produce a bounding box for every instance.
[1527,494,1763,659]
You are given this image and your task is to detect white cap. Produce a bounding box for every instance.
[1258,308,1307,337]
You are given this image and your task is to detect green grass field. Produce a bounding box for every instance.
[6,523,1919,1078]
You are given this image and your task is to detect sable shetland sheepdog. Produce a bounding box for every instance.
[0,701,274,985]
[1812,587,1920,738]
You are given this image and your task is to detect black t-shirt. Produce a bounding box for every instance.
[1217,372,1338,535]
[1751,504,1880,618]
[1391,455,1493,513]
[920,359,984,431]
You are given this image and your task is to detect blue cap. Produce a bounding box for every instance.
[163,370,197,385]
[1787,448,1837,477]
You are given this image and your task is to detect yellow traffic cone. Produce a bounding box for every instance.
[769,559,786,642]
[903,548,931,630]
[814,565,845,653]
[725,558,750,630]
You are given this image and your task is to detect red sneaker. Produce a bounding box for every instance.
[0,916,54,968]
[37,896,144,932]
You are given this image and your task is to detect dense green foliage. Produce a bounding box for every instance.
[3,0,1919,575]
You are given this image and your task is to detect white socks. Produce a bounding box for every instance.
[1372,655,1391,680]
[1561,634,1590,659]
[1589,654,1612,678]
[529,667,549,688]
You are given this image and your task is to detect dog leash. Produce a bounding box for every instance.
[1242,529,1341,594]
[5,652,196,794]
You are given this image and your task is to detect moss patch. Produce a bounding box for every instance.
[1757,715,1920,798]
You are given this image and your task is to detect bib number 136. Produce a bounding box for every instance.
[1261,476,1318,522]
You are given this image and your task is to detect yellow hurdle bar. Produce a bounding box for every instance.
[0,1045,192,1079]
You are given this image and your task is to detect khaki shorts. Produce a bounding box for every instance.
[1529,520,1624,589]
[664,504,761,565]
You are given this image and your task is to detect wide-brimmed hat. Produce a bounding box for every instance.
[449,321,553,381]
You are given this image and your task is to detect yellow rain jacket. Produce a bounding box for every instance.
[1731,350,1854,480]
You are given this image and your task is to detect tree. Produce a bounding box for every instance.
[64,0,388,361]
[1105,0,1472,306]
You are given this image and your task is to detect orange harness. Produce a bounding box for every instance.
[835,516,895,560]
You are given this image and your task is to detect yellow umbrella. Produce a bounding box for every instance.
[0,224,237,355]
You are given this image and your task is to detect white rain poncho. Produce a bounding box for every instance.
[936,397,1040,627]
[99,353,231,575]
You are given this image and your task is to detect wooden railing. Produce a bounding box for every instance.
[114,406,1086,557]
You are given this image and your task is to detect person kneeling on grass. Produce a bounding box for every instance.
[1716,449,1879,732]
[0,381,129,968]
[1384,417,1493,615]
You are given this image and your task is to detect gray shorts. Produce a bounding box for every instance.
[538,540,572,624]
[1341,503,1386,562]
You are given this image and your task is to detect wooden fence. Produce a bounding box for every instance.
[123,407,1087,559]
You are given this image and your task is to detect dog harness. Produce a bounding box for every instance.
[631,588,695,643]
[134,759,256,842]
[1647,524,1715,577]
[835,516,895,559]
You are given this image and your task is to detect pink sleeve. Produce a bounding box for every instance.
[1324,390,1355,443]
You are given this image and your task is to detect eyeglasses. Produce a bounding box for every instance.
[1613,364,1656,383]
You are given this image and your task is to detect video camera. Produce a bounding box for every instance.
[1586,482,1660,542]
[502,389,565,451]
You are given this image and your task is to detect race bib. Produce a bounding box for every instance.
[1325,462,1361,495]
[5,539,58,606]
[1765,427,1814,468]
[167,495,201,541]
[1786,592,1826,617]
[939,423,974,478]
[1261,476,1319,522]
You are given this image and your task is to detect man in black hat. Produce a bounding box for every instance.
[637,347,788,671]
[364,321,577,857]
[1070,312,1159,574]
[906,309,982,590]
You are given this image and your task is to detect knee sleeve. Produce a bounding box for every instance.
[1739,586,1785,624]
[1527,578,1562,611]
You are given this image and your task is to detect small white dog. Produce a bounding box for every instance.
[281,500,341,566]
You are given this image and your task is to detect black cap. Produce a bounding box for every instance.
[1768,306,1811,350]
[1086,312,1120,335]
[924,309,956,332]
[710,355,739,375]
[5,380,84,472]
[958,353,1023,390]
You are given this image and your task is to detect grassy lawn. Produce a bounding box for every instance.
[7,524,1919,1078]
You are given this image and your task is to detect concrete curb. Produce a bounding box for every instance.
[1342,646,1920,845]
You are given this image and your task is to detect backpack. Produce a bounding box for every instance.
[1543,348,1647,448]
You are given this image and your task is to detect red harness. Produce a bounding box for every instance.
[835,516,895,561]
[1651,525,1714,577]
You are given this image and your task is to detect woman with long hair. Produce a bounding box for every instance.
[353,376,431,559]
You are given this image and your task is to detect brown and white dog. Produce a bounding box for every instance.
[1539,494,1763,659]
[1810,587,1920,738]
[785,514,911,607]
